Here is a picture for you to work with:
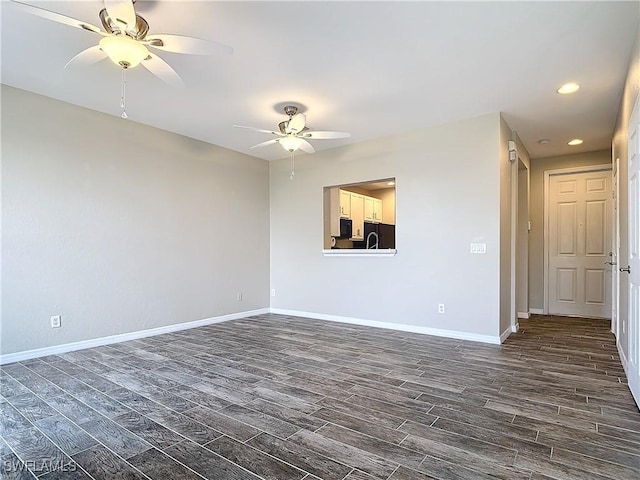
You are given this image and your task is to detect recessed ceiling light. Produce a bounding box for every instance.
[387,181,395,186]
[568,138,583,146]
[538,138,551,144]
[557,83,580,95]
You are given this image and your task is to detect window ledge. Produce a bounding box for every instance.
[322,249,397,257]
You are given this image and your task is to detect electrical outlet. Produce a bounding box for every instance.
[438,304,445,314]
[271,289,276,297]
[51,315,61,328]
[236,292,243,302]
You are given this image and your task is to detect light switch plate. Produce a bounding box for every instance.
[470,243,487,254]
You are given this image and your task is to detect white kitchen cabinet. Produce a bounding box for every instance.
[329,188,359,237]
[372,198,383,223]
[364,196,383,223]
[339,190,351,218]
[364,196,374,222]
[328,188,341,237]
[350,193,364,240]
[331,189,380,241]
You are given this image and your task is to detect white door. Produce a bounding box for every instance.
[548,169,612,318]
[627,95,639,405]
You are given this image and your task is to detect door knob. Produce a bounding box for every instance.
[620,266,631,273]
[605,261,617,265]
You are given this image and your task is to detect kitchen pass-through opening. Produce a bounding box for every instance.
[323,178,396,253]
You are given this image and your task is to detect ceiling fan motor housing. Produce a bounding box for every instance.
[283,105,298,117]
[99,9,149,40]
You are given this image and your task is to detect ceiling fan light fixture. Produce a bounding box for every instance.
[556,82,580,95]
[99,35,148,69]
[280,135,304,152]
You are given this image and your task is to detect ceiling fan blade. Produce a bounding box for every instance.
[145,34,233,56]
[250,139,279,149]
[140,53,184,88]
[64,45,107,69]
[287,113,306,133]
[11,1,104,34]
[298,139,315,154]
[104,0,136,29]
[233,125,284,136]
[301,130,352,139]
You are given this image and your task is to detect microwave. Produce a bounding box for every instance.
[339,218,353,238]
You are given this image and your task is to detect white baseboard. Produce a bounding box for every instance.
[499,326,512,344]
[529,308,544,315]
[1,306,511,364]
[616,338,640,409]
[511,323,519,333]
[0,308,270,365]
[618,339,628,376]
[517,312,530,319]
[270,308,503,345]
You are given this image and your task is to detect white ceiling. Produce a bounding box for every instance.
[2,1,638,161]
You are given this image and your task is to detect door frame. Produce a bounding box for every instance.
[543,164,613,314]
[510,156,529,330]
[612,157,620,336]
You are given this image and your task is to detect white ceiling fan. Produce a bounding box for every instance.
[234,105,351,154]
[235,106,351,179]
[12,0,232,114]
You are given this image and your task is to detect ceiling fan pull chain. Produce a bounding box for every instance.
[120,68,128,119]
[290,151,295,180]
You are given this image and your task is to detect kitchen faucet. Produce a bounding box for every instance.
[366,231,379,249]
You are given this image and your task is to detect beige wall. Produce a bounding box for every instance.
[528,150,612,310]
[270,113,504,339]
[377,188,396,225]
[612,29,639,359]
[1,86,270,355]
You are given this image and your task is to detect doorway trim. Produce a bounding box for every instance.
[543,163,613,314]
[510,156,530,331]
[612,157,620,336]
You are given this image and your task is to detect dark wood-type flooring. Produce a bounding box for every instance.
[1,314,639,479]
